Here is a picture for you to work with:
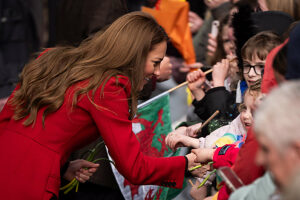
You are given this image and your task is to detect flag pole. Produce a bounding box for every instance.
[138,68,213,109]
[166,68,213,93]
[197,110,219,133]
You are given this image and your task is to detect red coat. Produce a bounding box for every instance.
[0,76,186,199]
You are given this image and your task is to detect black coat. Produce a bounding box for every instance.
[193,86,239,122]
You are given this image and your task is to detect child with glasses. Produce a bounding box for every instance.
[187,31,281,127]
[241,32,281,87]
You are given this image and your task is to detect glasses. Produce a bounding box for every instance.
[243,63,264,75]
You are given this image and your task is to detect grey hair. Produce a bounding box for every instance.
[254,81,300,152]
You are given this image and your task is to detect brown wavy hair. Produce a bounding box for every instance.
[9,11,168,126]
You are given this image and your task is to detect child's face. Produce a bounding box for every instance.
[222,25,236,55]
[240,92,255,131]
[243,55,265,86]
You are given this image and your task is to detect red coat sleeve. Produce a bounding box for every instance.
[212,144,239,169]
[217,128,265,200]
[0,86,20,132]
[80,76,186,188]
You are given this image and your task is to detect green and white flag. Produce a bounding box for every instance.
[109,93,183,200]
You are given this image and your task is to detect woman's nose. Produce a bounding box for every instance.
[154,66,160,76]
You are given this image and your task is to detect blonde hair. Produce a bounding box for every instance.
[238,80,261,112]
[9,11,168,126]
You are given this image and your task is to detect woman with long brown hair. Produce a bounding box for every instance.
[0,12,197,199]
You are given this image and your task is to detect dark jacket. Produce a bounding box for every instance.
[193,86,239,122]
[0,0,42,98]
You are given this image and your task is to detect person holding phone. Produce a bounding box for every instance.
[0,12,199,199]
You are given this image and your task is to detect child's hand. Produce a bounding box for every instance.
[192,148,216,163]
[187,69,206,101]
[166,132,189,151]
[63,159,99,183]
[212,59,230,87]
[171,126,187,135]
[185,122,203,137]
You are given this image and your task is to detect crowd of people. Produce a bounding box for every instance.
[0,0,300,200]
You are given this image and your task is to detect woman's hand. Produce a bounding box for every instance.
[166,133,187,151]
[212,59,230,87]
[63,159,99,183]
[186,153,200,170]
[187,70,206,101]
[166,132,200,151]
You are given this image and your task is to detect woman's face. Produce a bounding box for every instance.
[141,41,167,90]
[243,55,265,86]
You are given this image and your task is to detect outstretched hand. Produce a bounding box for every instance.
[192,148,216,164]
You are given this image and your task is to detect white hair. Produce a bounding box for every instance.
[254,81,300,151]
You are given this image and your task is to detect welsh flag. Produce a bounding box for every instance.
[108,94,185,200]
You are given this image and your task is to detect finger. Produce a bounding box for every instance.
[207,44,216,53]
[78,173,90,181]
[76,175,88,183]
[194,157,201,163]
[179,66,190,73]
[88,167,98,173]
[79,160,100,168]
[191,149,198,155]
[208,37,217,47]
[79,169,93,177]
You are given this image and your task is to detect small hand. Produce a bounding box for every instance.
[212,59,230,87]
[187,69,206,100]
[191,148,215,163]
[185,122,202,137]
